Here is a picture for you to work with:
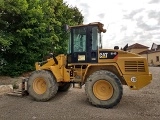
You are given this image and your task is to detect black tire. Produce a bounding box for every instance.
[27,70,58,101]
[85,70,123,108]
[58,82,71,92]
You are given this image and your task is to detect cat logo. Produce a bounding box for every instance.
[99,51,118,59]
[99,53,108,58]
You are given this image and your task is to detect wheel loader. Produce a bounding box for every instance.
[24,22,152,108]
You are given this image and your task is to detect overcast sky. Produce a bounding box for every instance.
[64,0,160,49]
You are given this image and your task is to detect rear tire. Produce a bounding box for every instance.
[85,70,123,108]
[58,82,71,92]
[27,70,58,101]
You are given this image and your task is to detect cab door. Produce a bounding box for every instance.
[71,27,87,63]
[86,26,98,63]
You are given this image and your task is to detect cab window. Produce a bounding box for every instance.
[73,27,86,52]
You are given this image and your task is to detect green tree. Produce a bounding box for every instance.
[0,0,83,76]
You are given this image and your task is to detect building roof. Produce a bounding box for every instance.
[127,43,149,50]
[139,49,160,55]
[138,50,151,55]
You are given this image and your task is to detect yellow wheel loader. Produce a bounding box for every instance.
[26,22,152,108]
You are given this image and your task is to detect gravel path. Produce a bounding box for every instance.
[0,67,159,120]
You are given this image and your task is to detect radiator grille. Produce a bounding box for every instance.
[125,61,145,72]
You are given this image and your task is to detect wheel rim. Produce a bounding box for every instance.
[33,78,47,94]
[93,80,114,100]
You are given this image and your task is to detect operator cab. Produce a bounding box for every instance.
[67,22,106,63]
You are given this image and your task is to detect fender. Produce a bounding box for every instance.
[83,63,123,82]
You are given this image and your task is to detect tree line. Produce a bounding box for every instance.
[0,0,83,76]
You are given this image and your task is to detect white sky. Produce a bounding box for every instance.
[64,0,160,49]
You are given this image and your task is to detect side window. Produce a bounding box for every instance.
[92,26,102,49]
[98,32,102,49]
[73,28,86,52]
[156,56,159,62]
[92,27,98,50]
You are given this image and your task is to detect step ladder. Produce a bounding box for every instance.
[73,82,82,89]
[72,78,82,89]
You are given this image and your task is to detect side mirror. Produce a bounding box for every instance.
[64,24,70,31]
[103,29,106,33]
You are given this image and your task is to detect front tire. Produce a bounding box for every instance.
[85,70,123,108]
[27,70,58,101]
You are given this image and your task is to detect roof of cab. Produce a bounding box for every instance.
[70,22,106,33]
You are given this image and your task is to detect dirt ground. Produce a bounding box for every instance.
[0,67,159,120]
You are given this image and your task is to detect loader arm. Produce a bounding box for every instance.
[35,55,70,82]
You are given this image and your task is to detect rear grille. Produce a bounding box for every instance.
[125,61,145,72]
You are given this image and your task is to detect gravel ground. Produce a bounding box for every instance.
[0,67,159,120]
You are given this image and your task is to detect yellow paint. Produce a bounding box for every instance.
[33,77,47,94]
[93,80,113,100]
[35,54,70,83]
[123,73,152,90]
[34,46,152,91]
